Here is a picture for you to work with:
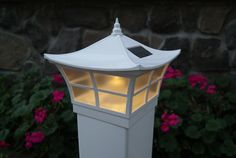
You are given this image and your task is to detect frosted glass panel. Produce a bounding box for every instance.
[151,65,166,82]
[134,72,151,93]
[72,87,95,106]
[63,67,92,87]
[95,73,129,94]
[132,89,147,112]
[99,92,126,113]
[148,82,160,101]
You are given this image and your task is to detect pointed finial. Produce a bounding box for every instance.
[112,18,123,36]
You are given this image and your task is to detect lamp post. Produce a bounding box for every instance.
[44,18,180,158]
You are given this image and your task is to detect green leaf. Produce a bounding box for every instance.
[185,126,201,139]
[164,78,176,86]
[11,94,22,105]
[0,129,9,140]
[48,135,64,158]
[11,105,32,118]
[220,139,236,156]
[208,143,222,156]
[174,79,187,88]
[60,110,75,123]
[191,113,202,122]
[202,131,216,144]
[192,142,205,154]
[29,89,51,106]
[14,122,31,138]
[160,90,172,100]
[42,114,58,136]
[205,119,226,131]
[39,76,52,89]
[224,115,236,126]
[227,92,236,104]
[215,75,230,88]
[159,134,178,152]
[154,118,161,128]
[167,151,181,158]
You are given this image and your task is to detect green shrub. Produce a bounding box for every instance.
[0,66,78,158]
[153,67,236,158]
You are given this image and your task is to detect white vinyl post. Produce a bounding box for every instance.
[73,98,158,158]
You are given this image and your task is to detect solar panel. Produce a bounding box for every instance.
[128,46,152,58]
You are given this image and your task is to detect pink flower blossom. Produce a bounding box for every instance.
[34,107,47,124]
[188,74,208,90]
[0,140,9,148]
[206,85,217,94]
[25,131,45,149]
[161,112,169,122]
[52,90,64,103]
[25,142,32,149]
[160,123,170,133]
[167,114,181,126]
[52,74,64,84]
[29,132,45,143]
[160,112,181,133]
[174,69,183,77]
[164,66,183,79]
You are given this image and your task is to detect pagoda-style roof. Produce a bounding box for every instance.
[44,18,180,71]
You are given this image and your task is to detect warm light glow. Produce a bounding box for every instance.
[62,64,168,114]
[95,73,129,94]
[72,87,96,106]
[148,82,160,101]
[134,71,151,93]
[99,92,126,113]
[151,65,168,83]
[63,67,92,87]
[132,89,147,112]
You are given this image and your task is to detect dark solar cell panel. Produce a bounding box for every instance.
[128,46,152,58]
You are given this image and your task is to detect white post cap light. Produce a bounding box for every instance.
[44,18,180,158]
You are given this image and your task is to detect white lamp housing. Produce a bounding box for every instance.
[44,18,180,158]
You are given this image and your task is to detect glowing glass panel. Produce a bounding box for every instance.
[151,66,166,82]
[95,73,129,94]
[72,87,96,106]
[132,89,147,112]
[63,67,92,87]
[98,92,126,113]
[148,82,161,101]
[134,72,151,93]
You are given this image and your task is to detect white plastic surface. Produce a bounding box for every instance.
[76,106,155,158]
[44,19,180,72]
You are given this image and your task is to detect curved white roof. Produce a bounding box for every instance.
[44,19,181,71]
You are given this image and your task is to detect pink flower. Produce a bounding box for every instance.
[160,123,170,133]
[34,107,47,124]
[164,66,183,79]
[29,132,45,143]
[174,69,183,77]
[25,131,45,149]
[25,142,32,149]
[52,90,64,103]
[188,74,208,90]
[167,114,181,126]
[161,112,169,122]
[160,112,181,133]
[206,85,217,94]
[0,140,9,148]
[52,74,64,84]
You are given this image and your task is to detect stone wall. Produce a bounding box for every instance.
[0,2,235,78]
